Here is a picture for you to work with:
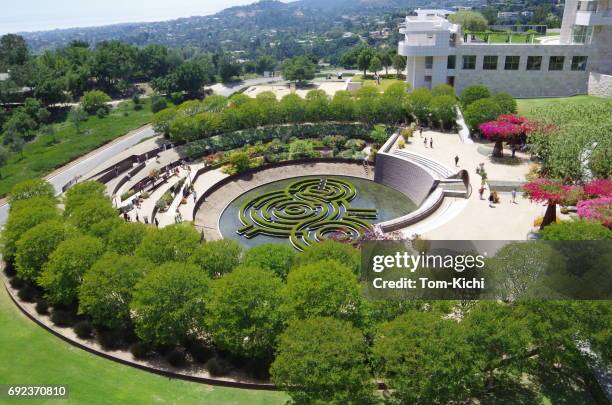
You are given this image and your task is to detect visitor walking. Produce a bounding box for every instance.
[423,137,427,148]
[154,218,159,227]
[511,188,518,204]
[478,186,485,200]
[419,127,423,137]
[454,155,459,167]
[430,138,433,149]
[192,190,197,203]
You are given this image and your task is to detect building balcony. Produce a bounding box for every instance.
[575,9,612,25]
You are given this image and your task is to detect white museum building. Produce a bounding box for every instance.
[398,1,612,97]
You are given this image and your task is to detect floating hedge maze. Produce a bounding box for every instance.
[238,177,378,251]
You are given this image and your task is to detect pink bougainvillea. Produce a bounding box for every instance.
[577,197,612,227]
[479,120,522,140]
[583,179,612,198]
[523,178,575,204]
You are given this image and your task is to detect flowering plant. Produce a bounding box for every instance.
[523,178,574,204]
[583,179,612,198]
[577,197,612,227]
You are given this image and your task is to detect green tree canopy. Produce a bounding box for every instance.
[460,84,491,107]
[464,98,502,130]
[241,243,295,280]
[79,253,152,328]
[131,262,210,346]
[38,236,104,305]
[293,240,361,275]
[68,197,118,233]
[189,239,242,278]
[63,181,107,215]
[81,90,111,115]
[281,260,362,323]
[136,223,201,264]
[540,219,612,240]
[270,317,376,404]
[8,178,56,205]
[107,222,151,255]
[15,220,70,282]
[205,266,284,359]
[448,11,489,32]
[281,56,316,84]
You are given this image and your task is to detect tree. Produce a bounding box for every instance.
[241,244,295,280]
[38,236,104,305]
[431,84,455,97]
[150,94,168,113]
[368,56,382,76]
[131,262,210,346]
[1,204,60,264]
[63,180,107,215]
[407,87,433,123]
[430,95,457,129]
[152,60,212,98]
[217,54,241,82]
[464,98,502,131]
[79,253,152,328]
[293,239,361,274]
[255,55,277,75]
[281,260,362,323]
[14,220,69,282]
[393,54,406,78]
[448,11,489,32]
[205,266,284,359]
[479,114,534,156]
[107,222,150,255]
[0,34,29,70]
[136,223,201,264]
[80,90,111,115]
[281,56,316,84]
[460,84,491,107]
[369,124,389,146]
[69,198,117,233]
[68,106,88,133]
[540,219,612,240]
[491,92,517,114]
[189,239,242,278]
[523,178,577,228]
[270,317,376,404]
[356,48,375,77]
[372,311,479,404]
[379,51,393,76]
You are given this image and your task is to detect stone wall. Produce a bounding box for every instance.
[588,71,612,98]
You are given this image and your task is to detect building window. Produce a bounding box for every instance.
[446,76,455,86]
[447,55,456,69]
[462,55,476,70]
[572,25,593,44]
[549,56,565,71]
[424,75,432,83]
[504,56,520,70]
[425,56,433,69]
[526,56,542,71]
[483,55,498,70]
[571,56,588,71]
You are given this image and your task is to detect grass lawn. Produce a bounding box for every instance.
[516,95,612,116]
[0,284,288,405]
[472,32,545,44]
[0,100,154,197]
[352,75,405,91]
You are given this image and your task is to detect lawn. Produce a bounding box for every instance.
[0,100,154,197]
[352,75,405,91]
[516,95,612,116]
[0,284,288,404]
[472,32,545,44]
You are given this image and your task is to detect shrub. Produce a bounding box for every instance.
[205,356,232,376]
[345,139,366,151]
[464,98,502,131]
[540,219,612,240]
[35,300,49,315]
[460,84,491,107]
[398,138,406,149]
[165,348,187,367]
[17,284,38,302]
[189,342,214,363]
[129,341,152,359]
[151,95,168,113]
[81,90,111,115]
[432,84,455,97]
[96,107,109,118]
[491,92,517,114]
[50,310,77,327]
[74,320,94,339]
[401,127,413,141]
[97,328,124,350]
[407,88,433,123]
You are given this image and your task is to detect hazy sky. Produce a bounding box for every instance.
[1,0,283,34]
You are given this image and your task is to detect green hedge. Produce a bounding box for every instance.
[184,123,377,159]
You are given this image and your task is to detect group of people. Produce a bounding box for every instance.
[479,186,518,208]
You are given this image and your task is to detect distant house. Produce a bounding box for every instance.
[0,72,9,82]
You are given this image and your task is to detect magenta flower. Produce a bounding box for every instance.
[577,197,612,227]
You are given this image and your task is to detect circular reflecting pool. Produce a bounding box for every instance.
[219,176,417,249]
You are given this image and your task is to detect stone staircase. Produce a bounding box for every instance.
[393,150,454,178]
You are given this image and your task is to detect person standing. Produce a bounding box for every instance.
[154,218,159,227]
[430,138,433,149]
[454,155,459,167]
[419,127,423,137]
[479,186,485,200]
[423,137,427,148]
[512,188,518,204]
